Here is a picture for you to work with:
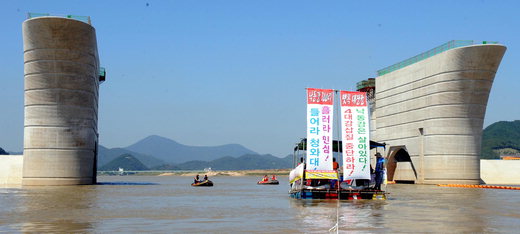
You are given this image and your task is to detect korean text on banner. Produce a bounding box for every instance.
[340,91,370,180]
[306,88,334,171]
[305,170,339,180]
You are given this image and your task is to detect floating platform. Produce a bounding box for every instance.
[290,189,386,200]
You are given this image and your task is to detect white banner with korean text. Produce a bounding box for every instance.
[340,91,370,180]
[306,88,334,171]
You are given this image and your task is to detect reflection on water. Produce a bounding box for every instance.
[1,176,520,233]
[20,220,93,233]
[0,185,98,233]
[97,182,159,185]
[290,199,387,232]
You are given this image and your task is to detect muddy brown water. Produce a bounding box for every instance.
[1,176,519,233]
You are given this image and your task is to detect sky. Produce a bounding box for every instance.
[1,0,519,157]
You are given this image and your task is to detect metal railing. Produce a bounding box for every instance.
[377,40,477,76]
[356,78,375,90]
[27,12,91,25]
[99,67,106,77]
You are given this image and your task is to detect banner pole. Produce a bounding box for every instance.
[335,90,341,183]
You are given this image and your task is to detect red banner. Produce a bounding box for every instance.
[306,88,334,171]
[307,88,334,105]
[340,91,367,107]
[340,91,370,180]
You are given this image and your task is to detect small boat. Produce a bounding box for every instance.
[258,180,279,185]
[191,180,213,187]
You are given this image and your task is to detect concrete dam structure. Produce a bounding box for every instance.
[369,40,506,185]
[22,15,102,185]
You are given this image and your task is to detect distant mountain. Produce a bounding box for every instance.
[97,145,165,168]
[125,135,258,164]
[156,154,293,170]
[0,147,8,155]
[99,154,149,171]
[481,120,520,159]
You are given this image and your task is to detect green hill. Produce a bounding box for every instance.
[151,154,293,170]
[99,154,149,171]
[481,120,520,159]
[98,145,165,168]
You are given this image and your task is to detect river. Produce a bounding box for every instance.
[1,175,519,233]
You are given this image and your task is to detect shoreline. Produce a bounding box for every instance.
[99,169,291,177]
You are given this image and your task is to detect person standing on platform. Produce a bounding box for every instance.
[331,158,340,188]
[332,158,339,171]
[374,152,385,190]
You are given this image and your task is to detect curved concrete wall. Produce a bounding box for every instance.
[22,17,99,185]
[374,44,506,184]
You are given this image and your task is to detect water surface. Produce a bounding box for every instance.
[1,176,519,233]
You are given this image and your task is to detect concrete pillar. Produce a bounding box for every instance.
[22,17,99,185]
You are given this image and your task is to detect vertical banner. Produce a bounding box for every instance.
[340,91,370,180]
[306,88,334,171]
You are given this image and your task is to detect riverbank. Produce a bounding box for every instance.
[99,169,291,177]
[159,168,291,177]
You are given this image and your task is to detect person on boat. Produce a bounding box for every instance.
[298,157,304,166]
[271,175,277,181]
[331,158,340,188]
[297,157,311,186]
[194,174,200,184]
[332,158,339,171]
[203,175,208,181]
[262,175,269,182]
[374,152,385,190]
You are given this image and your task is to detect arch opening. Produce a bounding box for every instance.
[386,146,417,184]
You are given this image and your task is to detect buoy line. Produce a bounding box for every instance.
[437,184,520,190]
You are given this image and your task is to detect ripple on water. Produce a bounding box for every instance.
[1,176,519,233]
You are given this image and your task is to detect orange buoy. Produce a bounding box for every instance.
[437,184,520,190]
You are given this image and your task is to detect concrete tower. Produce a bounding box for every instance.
[373,41,506,185]
[22,16,100,185]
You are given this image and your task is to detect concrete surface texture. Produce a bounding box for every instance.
[0,155,23,186]
[22,17,100,185]
[374,44,507,185]
[480,160,520,185]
